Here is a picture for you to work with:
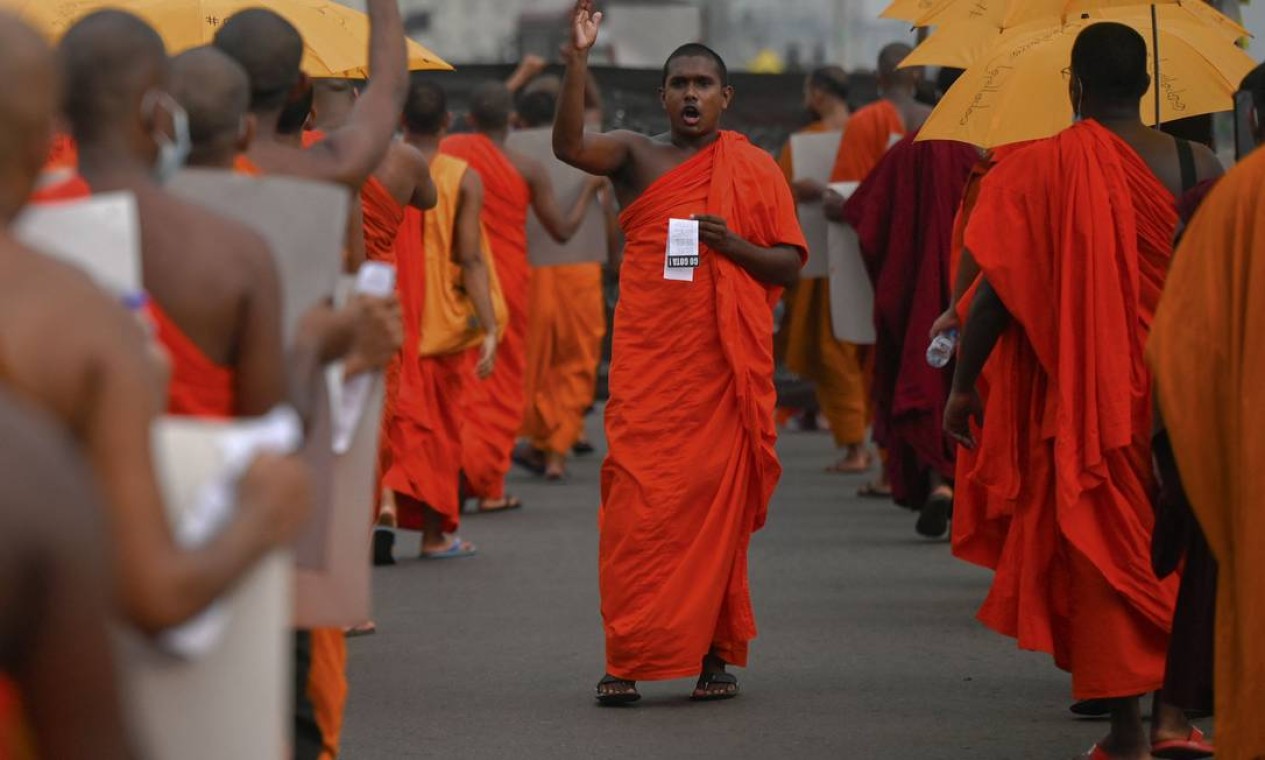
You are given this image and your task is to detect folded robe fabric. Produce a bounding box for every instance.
[957,120,1179,699]
[441,134,532,500]
[842,133,977,507]
[601,131,805,681]
[1148,147,1265,760]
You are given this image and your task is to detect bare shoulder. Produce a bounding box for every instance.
[459,165,483,197]
[145,190,274,274]
[390,140,427,168]
[1190,141,1225,181]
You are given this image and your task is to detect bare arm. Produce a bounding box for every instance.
[944,278,1010,449]
[599,180,622,268]
[345,199,367,273]
[456,170,499,378]
[506,54,548,94]
[553,1,635,176]
[232,231,287,417]
[693,214,801,288]
[522,157,599,243]
[929,245,981,339]
[301,0,408,188]
[407,149,438,211]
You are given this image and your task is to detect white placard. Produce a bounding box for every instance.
[506,127,607,267]
[826,182,876,345]
[664,218,699,282]
[14,192,141,296]
[789,131,842,280]
[121,416,293,760]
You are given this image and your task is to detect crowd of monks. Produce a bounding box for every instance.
[2,0,1265,758]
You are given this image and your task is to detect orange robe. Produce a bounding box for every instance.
[440,133,532,500]
[148,303,236,418]
[520,263,606,455]
[381,154,475,534]
[957,120,1179,700]
[1148,148,1265,759]
[785,101,904,446]
[602,131,806,680]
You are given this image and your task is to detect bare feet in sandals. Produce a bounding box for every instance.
[477,496,523,514]
[595,674,640,705]
[826,445,872,474]
[545,452,568,482]
[690,652,739,701]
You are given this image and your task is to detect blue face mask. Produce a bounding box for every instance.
[142,90,191,184]
[1073,78,1085,124]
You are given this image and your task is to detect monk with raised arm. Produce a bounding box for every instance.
[555,0,805,704]
[442,81,600,513]
[943,24,1221,760]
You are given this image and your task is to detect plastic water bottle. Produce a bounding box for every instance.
[926,329,958,368]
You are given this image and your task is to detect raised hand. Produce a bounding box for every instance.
[572,0,603,53]
[476,333,498,379]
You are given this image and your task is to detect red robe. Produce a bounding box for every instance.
[958,120,1179,699]
[601,131,806,680]
[148,302,235,419]
[440,133,532,500]
[842,134,978,507]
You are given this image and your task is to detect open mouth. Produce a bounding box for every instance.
[681,104,701,126]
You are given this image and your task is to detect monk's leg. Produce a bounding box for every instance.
[544,450,568,481]
[916,471,954,538]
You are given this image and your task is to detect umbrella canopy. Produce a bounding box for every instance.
[0,0,452,76]
[905,0,1247,69]
[880,0,943,23]
[915,9,1257,147]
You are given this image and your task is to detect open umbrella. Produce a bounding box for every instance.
[880,0,943,23]
[0,0,452,76]
[914,7,1256,147]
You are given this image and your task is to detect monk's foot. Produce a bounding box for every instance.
[915,485,953,538]
[477,496,523,514]
[1151,701,1213,758]
[1083,726,1153,760]
[595,675,640,706]
[344,620,377,638]
[572,438,596,456]
[372,527,396,566]
[545,453,568,482]
[827,449,872,474]
[419,535,478,560]
[511,442,547,475]
[856,480,893,499]
[690,653,739,701]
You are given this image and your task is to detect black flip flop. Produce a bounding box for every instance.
[595,676,640,706]
[572,440,596,455]
[372,528,396,566]
[690,672,739,702]
[1070,699,1111,717]
[915,492,953,538]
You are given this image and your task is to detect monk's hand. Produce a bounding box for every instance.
[345,294,403,377]
[944,389,983,450]
[571,0,602,52]
[692,214,739,256]
[929,308,960,341]
[792,178,827,203]
[822,189,846,221]
[476,333,498,379]
[238,454,313,547]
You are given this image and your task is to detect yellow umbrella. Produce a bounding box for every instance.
[0,0,452,76]
[880,0,943,23]
[905,0,1247,69]
[915,9,1257,147]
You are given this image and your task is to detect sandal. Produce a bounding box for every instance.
[915,489,953,538]
[344,621,377,638]
[690,672,740,702]
[1152,727,1215,759]
[595,675,640,706]
[372,528,396,566]
[420,537,478,560]
[826,452,873,474]
[856,482,893,499]
[511,443,546,475]
[477,496,523,514]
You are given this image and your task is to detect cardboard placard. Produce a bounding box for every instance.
[166,170,348,345]
[789,131,842,280]
[506,127,608,267]
[14,192,141,295]
[292,274,383,628]
[826,182,876,345]
[121,417,292,760]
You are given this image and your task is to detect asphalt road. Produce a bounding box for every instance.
[342,413,1117,759]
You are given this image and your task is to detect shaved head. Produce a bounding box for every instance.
[60,10,168,145]
[0,11,60,218]
[877,42,920,91]
[468,81,513,132]
[403,76,448,136]
[171,47,250,166]
[213,9,305,112]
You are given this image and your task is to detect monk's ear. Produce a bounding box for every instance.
[721,84,735,111]
[658,86,666,112]
[237,114,257,153]
[290,72,312,102]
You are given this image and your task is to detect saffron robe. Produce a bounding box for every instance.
[1149,148,1265,760]
[601,131,806,680]
[785,101,904,446]
[148,301,235,419]
[520,262,606,455]
[381,155,476,533]
[958,120,1179,700]
[440,134,532,500]
[842,134,977,507]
